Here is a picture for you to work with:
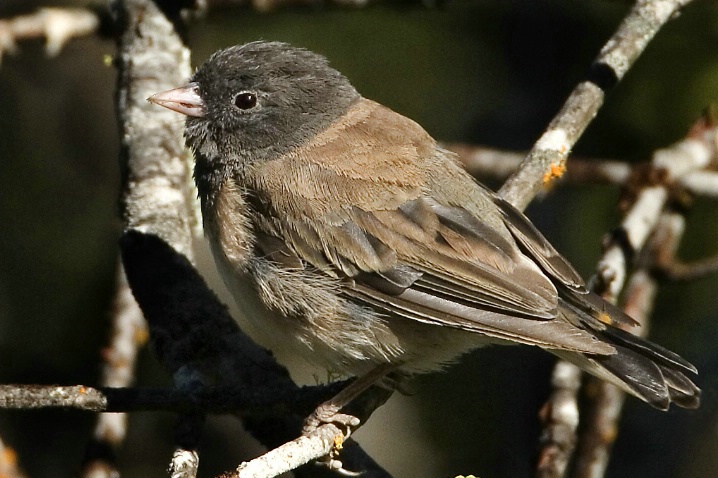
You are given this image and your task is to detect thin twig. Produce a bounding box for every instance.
[572,210,687,478]
[657,255,718,281]
[82,261,147,478]
[0,7,100,64]
[196,0,382,14]
[0,382,326,414]
[234,423,343,478]
[653,209,718,279]
[537,116,717,478]
[446,143,632,185]
[679,170,718,197]
[449,142,718,195]
[499,0,696,210]
[0,385,109,411]
[536,361,582,478]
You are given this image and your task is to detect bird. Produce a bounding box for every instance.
[148,41,699,420]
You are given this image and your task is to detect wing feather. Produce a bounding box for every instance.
[245,98,610,352]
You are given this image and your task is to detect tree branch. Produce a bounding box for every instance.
[171,449,200,478]
[536,361,583,478]
[572,208,692,478]
[499,0,696,210]
[112,2,393,476]
[114,1,205,473]
[536,114,717,478]
[0,1,711,477]
[449,143,718,197]
[0,383,346,415]
[195,0,385,14]
[446,143,632,186]
[0,7,101,64]
[81,261,147,478]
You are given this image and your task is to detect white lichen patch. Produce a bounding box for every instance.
[536,128,569,153]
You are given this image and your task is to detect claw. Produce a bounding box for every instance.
[316,447,363,477]
[329,459,363,477]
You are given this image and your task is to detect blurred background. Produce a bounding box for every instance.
[1,0,717,477]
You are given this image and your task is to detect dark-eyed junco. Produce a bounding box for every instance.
[149,41,699,419]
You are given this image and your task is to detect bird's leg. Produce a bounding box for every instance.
[303,363,395,436]
[304,363,395,475]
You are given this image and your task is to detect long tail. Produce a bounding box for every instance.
[554,299,700,410]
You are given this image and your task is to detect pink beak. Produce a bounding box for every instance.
[148,82,206,117]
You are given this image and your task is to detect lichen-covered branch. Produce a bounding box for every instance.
[595,117,716,298]
[0,385,109,411]
[171,449,200,478]
[536,115,717,478]
[536,361,583,478]
[114,1,202,472]
[233,423,346,478]
[572,209,691,478]
[112,2,392,476]
[572,268,655,478]
[446,143,632,185]
[114,0,197,257]
[499,0,696,210]
[81,261,147,478]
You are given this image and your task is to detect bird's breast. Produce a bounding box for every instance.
[204,176,256,272]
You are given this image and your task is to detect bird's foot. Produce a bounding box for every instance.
[302,401,361,437]
[303,402,362,476]
[303,365,395,475]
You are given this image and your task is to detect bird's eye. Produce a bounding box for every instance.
[233,92,257,110]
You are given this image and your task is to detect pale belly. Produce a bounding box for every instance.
[208,235,484,377]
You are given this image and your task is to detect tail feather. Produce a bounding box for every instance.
[554,346,699,410]
[588,346,694,410]
[600,325,696,374]
[554,300,700,410]
[662,367,701,408]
